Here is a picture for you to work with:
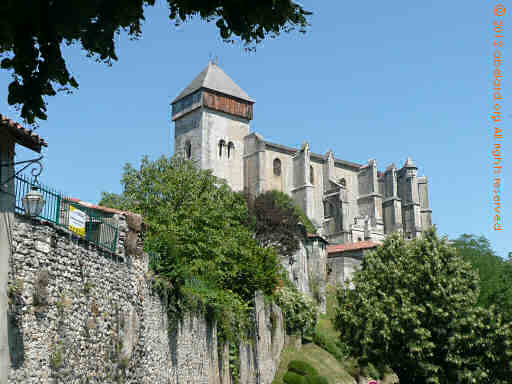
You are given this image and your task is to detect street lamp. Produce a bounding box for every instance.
[22,185,45,218]
[20,158,45,218]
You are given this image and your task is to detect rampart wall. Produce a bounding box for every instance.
[6,214,284,384]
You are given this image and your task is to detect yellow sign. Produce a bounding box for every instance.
[69,205,86,236]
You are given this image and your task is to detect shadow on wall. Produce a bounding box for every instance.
[8,313,24,369]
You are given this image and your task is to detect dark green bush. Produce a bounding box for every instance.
[288,360,318,377]
[305,375,329,384]
[361,363,381,380]
[283,371,307,384]
[313,329,349,361]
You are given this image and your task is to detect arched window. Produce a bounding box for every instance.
[228,142,235,159]
[273,158,282,176]
[185,140,192,159]
[219,140,226,158]
[310,166,314,184]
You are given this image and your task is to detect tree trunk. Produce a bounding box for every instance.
[0,134,15,384]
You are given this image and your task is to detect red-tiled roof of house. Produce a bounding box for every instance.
[328,241,379,254]
[65,197,126,215]
[0,114,48,152]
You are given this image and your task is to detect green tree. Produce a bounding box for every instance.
[452,234,512,322]
[334,229,512,384]
[0,1,311,124]
[100,155,280,342]
[97,191,132,212]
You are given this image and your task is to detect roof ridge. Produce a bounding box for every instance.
[328,240,379,254]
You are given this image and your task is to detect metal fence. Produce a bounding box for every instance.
[15,173,119,252]
[14,172,62,225]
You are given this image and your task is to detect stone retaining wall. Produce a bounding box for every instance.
[6,214,284,384]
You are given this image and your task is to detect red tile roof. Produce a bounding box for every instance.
[65,197,126,215]
[0,114,48,152]
[328,241,379,254]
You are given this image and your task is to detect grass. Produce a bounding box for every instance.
[317,286,340,341]
[272,342,356,384]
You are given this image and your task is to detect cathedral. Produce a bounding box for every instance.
[171,62,433,245]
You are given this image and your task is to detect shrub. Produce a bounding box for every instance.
[288,360,318,377]
[343,358,360,379]
[305,376,329,384]
[313,329,349,361]
[361,363,381,380]
[274,285,317,338]
[283,371,307,384]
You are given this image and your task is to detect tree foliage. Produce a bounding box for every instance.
[452,234,512,322]
[274,282,317,338]
[0,0,311,123]
[98,191,132,212]
[244,190,316,257]
[334,229,512,384]
[100,155,280,342]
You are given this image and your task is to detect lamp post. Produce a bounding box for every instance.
[22,185,45,218]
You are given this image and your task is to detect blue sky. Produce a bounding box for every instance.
[1,1,509,257]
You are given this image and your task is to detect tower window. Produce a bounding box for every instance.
[310,166,314,184]
[273,158,282,176]
[219,140,226,158]
[185,140,192,159]
[228,142,235,159]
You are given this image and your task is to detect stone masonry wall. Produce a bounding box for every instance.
[281,237,327,314]
[6,213,284,384]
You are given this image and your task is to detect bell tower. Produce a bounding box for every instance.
[171,62,254,191]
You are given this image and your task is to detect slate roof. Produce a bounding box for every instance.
[172,62,254,104]
[0,114,48,152]
[264,141,362,170]
[328,241,379,255]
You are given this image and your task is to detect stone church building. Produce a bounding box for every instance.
[171,62,433,245]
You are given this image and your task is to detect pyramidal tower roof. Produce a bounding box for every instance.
[172,62,254,103]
